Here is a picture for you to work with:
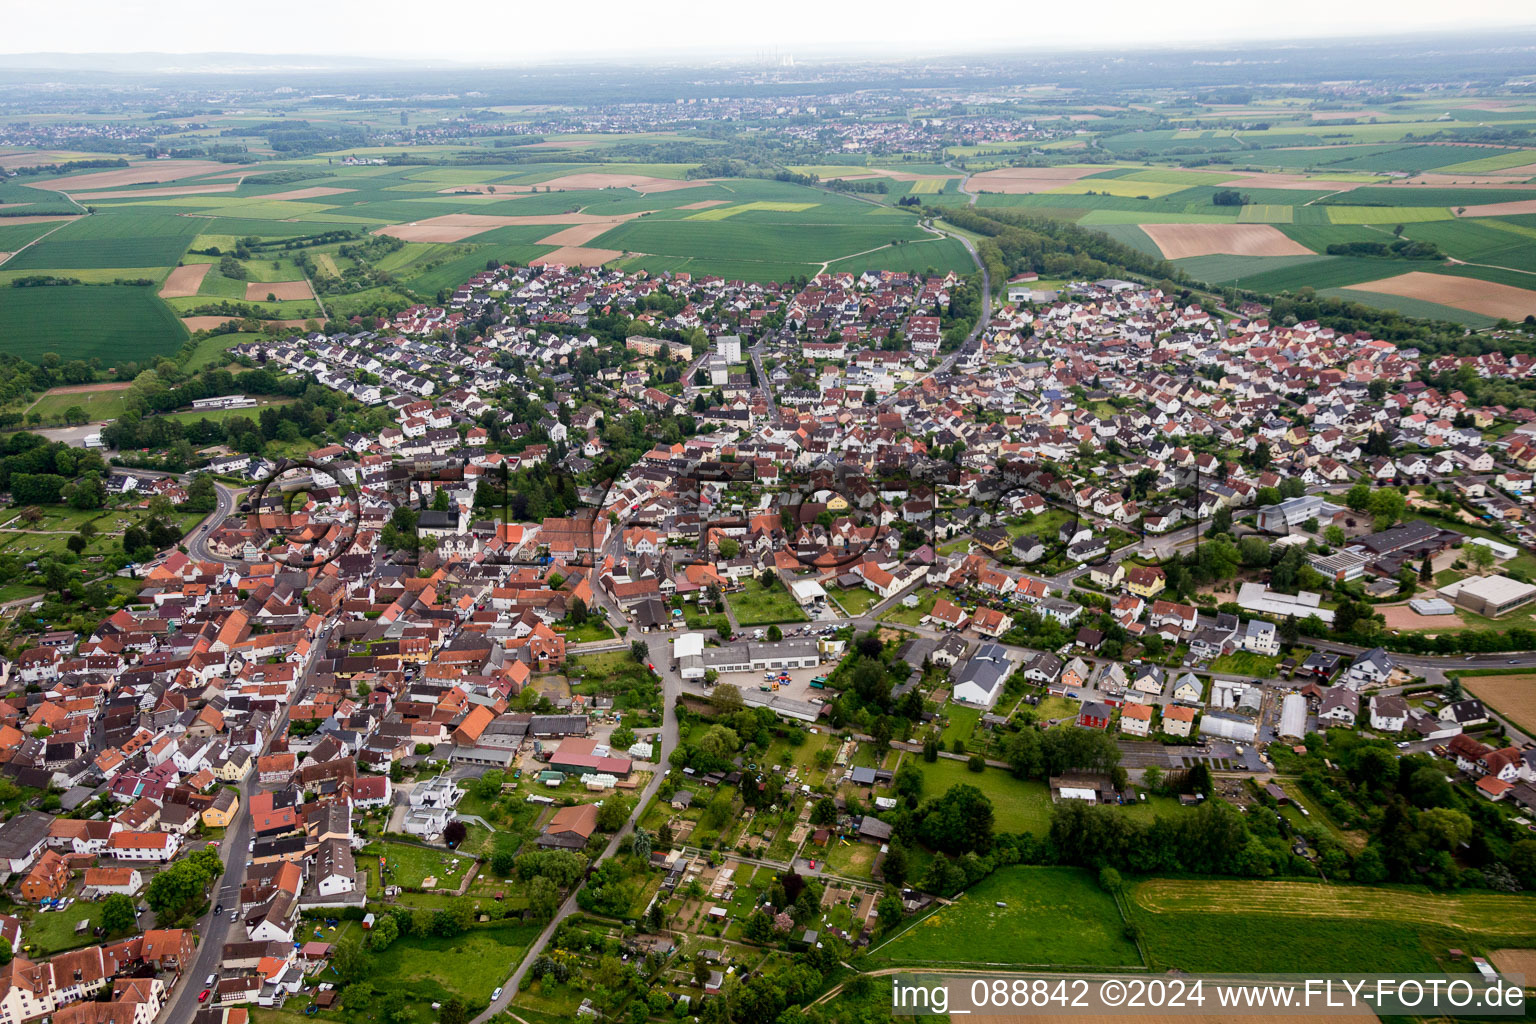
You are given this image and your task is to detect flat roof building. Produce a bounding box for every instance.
[1447,574,1536,618]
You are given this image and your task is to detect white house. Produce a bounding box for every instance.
[1344,648,1394,690]
[1368,694,1409,733]
[1241,619,1279,657]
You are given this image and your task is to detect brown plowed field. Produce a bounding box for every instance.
[258,186,356,201]
[969,166,1108,194]
[375,211,643,243]
[37,160,252,190]
[532,246,622,267]
[1460,673,1536,735]
[1140,223,1314,259]
[159,263,211,298]
[1343,272,1536,320]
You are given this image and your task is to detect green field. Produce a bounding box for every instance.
[913,757,1054,834]
[1127,878,1536,973]
[726,579,808,626]
[0,219,71,252]
[1326,205,1453,225]
[870,867,1141,968]
[182,332,245,371]
[25,385,130,424]
[4,209,201,270]
[0,285,186,363]
[1207,651,1280,677]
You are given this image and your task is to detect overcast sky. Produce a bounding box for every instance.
[4,0,1535,62]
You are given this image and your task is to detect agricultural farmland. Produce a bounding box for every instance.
[0,156,981,363]
[0,285,185,363]
[1126,878,1536,973]
[1459,673,1536,736]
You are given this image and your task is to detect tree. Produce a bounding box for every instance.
[596,795,634,831]
[767,624,782,641]
[709,683,743,713]
[966,753,985,772]
[1345,482,1372,513]
[810,797,837,826]
[568,596,588,625]
[100,893,136,935]
[1469,542,1496,575]
[1368,488,1406,530]
[894,762,924,804]
[528,875,561,919]
[868,832,910,889]
[443,820,468,847]
[631,639,649,663]
[331,938,372,985]
[439,997,470,1024]
[918,784,995,854]
[1098,867,1123,894]
[367,914,399,950]
[1324,524,1347,547]
[718,537,739,559]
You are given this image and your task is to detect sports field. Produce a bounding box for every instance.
[869,867,1142,969]
[25,383,132,424]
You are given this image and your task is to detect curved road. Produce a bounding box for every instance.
[186,481,241,563]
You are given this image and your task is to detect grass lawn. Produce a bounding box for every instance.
[22,899,101,956]
[939,704,981,747]
[289,920,541,1022]
[819,837,879,880]
[557,618,615,643]
[1208,651,1280,677]
[829,585,881,617]
[913,757,1054,835]
[879,588,937,626]
[869,866,1141,968]
[727,579,808,626]
[1035,696,1082,723]
[361,840,474,890]
[25,386,130,425]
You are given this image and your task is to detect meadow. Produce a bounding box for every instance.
[912,757,1055,834]
[869,867,1141,968]
[1126,878,1536,973]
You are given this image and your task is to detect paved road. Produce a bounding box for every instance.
[186,482,240,563]
[750,344,777,421]
[878,220,992,410]
[156,771,260,1022]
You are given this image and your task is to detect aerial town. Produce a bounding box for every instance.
[1,29,1536,1024]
